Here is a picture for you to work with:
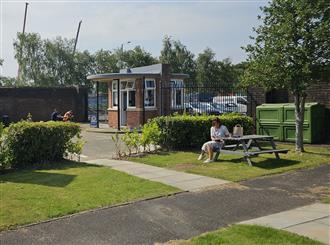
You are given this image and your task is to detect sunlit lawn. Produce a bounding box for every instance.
[163,224,325,245]
[0,161,178,231]
[130,144,330,182]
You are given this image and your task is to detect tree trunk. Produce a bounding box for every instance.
[294,93,306,152]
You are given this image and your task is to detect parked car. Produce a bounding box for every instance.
[184,102,221,115]
[212,102,247,114]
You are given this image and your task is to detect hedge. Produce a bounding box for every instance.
[151,113,253,149]
[4,121,81,168]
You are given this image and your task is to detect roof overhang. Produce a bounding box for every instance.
[87,72,189,82]
[87,73,160,81]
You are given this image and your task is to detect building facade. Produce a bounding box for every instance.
[87,64,188,128]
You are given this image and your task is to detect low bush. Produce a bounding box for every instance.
[0,123,9,169]
[4,121,81,169]
[151,113,253,149]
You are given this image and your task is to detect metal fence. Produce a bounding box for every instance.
[161,82,252,116]
[88,92,108,122]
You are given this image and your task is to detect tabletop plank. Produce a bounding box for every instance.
[223,135,274,141]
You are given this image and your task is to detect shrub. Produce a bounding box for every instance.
[0,123,9,169]
[4,121,81,168]
[141,121,161,152]
[151,113,253,149]
[122,128,141,155]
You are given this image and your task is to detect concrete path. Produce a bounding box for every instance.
[86,159,230,192]
[1,164,328,245]
[241,203,330,244]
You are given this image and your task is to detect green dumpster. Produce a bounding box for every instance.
[256,103,288,141]
[283,103,325,143]
[256,103,325,143]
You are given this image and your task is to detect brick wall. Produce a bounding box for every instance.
[0,87,88,122]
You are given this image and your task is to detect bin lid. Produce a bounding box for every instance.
[283,102,319,108]
[257,103,290,109]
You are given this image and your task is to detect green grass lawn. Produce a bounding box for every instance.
[322,196,330,204]
[130,144,330,182]
[0,161,178,231]
[163,224,324,245]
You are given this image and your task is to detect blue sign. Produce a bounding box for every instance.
[90,115,98,128]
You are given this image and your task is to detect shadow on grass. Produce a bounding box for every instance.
[303,151,330,158]
[252,158,300,170]
[0,160,103,187]
[0,171,76,187]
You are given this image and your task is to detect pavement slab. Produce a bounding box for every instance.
[240,203,330,244]
[86,159,230,191]
[1,164,329,245]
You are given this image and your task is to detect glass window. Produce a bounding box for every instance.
[175,89,182,106]
[145,90,155,107]
[144,79,156,107]
[145,80,155,88]
[112,81,117,90]
[126,81,135,89]
[171,80,184,108]
[128,90,136,107]
[120,81,127,90]
[112,91,118,107]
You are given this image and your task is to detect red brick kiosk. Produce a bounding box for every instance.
[87,64,188,129]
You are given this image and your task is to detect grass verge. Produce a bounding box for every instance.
[0,161,178,231]
[321,196,330,204]
[130,144,330,181]
[163,224,325,245]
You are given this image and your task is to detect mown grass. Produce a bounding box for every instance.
[130,144,330,181]
[163,224,325,245]
[0,161,178,231]
[321,196,330,204]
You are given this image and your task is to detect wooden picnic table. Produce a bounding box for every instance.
[215,134,288,166]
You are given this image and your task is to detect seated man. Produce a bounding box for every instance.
[50,109,62,121]
[198,118,230,163]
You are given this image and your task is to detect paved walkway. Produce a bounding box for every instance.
[86,159,230,191]
[241,203,330,244]
[1,164,328,245]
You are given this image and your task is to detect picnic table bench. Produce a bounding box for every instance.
[213,134,289,166]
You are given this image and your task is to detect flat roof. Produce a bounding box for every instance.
[87,72,189,81]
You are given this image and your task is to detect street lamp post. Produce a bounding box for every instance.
[119,41,131,69]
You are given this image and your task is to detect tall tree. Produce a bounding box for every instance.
[93,49,118,73]
[14,33,94,87]
[0,59,19,87]
[242,0,330,152]
[196,48,219,86]
[160,36,196,81]
[121,46,158,68]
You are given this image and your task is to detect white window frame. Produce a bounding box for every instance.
[112,80,118,108]
[171,79,184,108]
[126,80,136,108]
[144,79,156,108]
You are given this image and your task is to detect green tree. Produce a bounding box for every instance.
[196,48,219,86]
[14,33,94,87]
[160,36,196,81]
[0,59,20,87]
[121,46,158,68]
[93,49,118,73]
[14,33,44,85]
[242,0,330,152]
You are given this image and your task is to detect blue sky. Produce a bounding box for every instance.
[0,0,267,77]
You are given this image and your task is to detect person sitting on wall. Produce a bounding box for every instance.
[51,109,63,121]
[63,110,74,122]
[198,118,230,163]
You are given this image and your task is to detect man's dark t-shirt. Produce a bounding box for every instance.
[51,111,59,121]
